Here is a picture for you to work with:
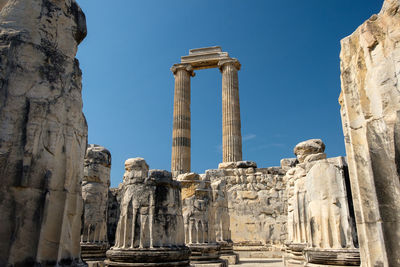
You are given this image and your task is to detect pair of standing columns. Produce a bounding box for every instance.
[171,59,242,175]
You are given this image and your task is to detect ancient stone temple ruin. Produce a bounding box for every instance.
[0,0,399,267]
[171,47,243,176]
[207,161,287,259]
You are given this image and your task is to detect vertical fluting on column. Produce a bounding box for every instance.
[171,64,195,176]
[219,59,242,163]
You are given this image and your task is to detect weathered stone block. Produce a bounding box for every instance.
[339,0,400,265]
[0,0,87,265]
[81,145,112,262]
[106,159,190,266]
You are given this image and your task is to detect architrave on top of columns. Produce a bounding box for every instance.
[171,63,195,77]
[180,46,231,70]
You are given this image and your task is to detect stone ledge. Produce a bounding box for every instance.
[106,247,191,263]
[188,243,221,261]
[104,259,190,266]
[304,248,360,266]
[220,253,239,264]
[190,259,228,267]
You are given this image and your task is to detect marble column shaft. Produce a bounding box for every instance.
[219,59,242,163]
[171,64,194,175]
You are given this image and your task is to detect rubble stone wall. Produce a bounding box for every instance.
[206,164,288,250]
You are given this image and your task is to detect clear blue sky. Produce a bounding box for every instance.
[77,0,383,187]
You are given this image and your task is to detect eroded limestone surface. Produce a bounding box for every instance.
[207,162,288,258]
[81,145,111,262]
[0,0,87,265]
[211,179,239,264]
[178,173,227,267]
[107,187,122,246]
[106,158,190,266]
[284,140,359,266]
[339,0,400,266]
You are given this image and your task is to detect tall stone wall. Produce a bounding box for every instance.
[206,161,288,257]
[339,0,400,266]
[0,0,87,266]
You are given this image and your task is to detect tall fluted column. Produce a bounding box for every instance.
[171,64,195,176]
[219,59,242,162]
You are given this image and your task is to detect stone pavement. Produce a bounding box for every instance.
[233,258,284,267]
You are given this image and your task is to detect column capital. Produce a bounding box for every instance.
[171,63,195,77]
[218,58,241,72]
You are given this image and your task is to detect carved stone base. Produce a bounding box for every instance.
[105,247,191,267]
[188,244,227,267]
[220,254,239,265]
[218,242,239,264]
[188,243,220,261]
[284,243,307,267]
[304,248,360,266]
[81,243,109,262]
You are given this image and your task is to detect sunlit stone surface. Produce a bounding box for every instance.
[105,158,190,266]
[0,0,87,265]
[339,0,400,266]
[81,145,111,263]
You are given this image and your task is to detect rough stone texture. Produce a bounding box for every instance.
[284,140,359,266]
[305,157,357,250]
[293,139,325,164]
[284,154,308,266]
[81,144,111,262]
[106,159,190,266]
[303,157,359,266]
[218,161,257,170]
[280,159,297,172]
[107,187,122,246]
[339,0,400,266]
[0,0,87,266]
[177,173,227,267]
[206,165,287,259]
[211,179,239,264]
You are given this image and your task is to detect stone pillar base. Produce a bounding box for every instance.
[105,247,191,267]
[81,243,109,262]
[304,248,360,266]
[284,243,307,267]
[188,244,226,267]
[218,242,239,264]
[220,254,239,265]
